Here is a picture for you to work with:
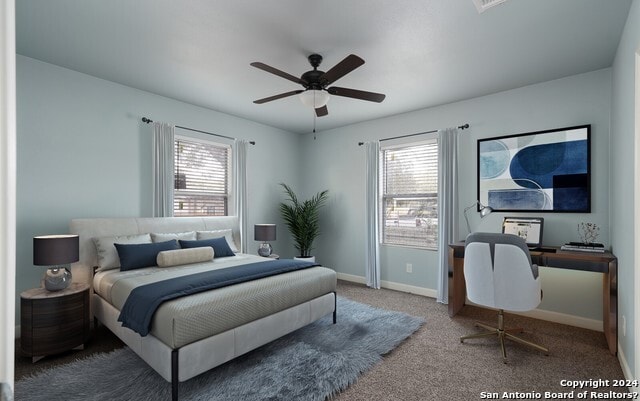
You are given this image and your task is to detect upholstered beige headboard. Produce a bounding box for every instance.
[69,216,240,285]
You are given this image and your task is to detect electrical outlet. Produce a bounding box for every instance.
[406,263,413,273]
[622,315,626,337]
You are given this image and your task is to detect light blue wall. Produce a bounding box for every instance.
[15,40,626,334]
[610,0,640,377]
[303,68,612,320]
[15,55,303,324]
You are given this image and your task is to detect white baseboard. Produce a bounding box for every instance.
[336,272,437,298]
[617,344,637,393]
[511,308,603,332]
[336,272,602,331]
[379,279,438,298]
[336,272,367,285]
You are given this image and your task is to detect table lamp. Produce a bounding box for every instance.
[33,234,79,291]
[464,201,493,233]
[254,224,276,257]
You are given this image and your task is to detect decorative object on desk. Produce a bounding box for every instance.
[254,224,276,257]
[279,183,328,258]
[33,234,79,291]
[477,125,590,212]
[560,241,605,253]
[463,200,493,233]
[577,222,600,245]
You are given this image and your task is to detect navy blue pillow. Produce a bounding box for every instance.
[179,237,236,257]
[115,240,180,271]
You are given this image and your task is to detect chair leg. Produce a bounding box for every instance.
[459,309,548,361]
[460,320,500,343]
[505,332,549,355]
[498,332,507,363]
[475,321,498,332]
[460,330,499,342]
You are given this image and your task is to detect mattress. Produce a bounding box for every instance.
[93,254,337,348]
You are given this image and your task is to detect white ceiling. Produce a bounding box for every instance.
[16,0,632,134]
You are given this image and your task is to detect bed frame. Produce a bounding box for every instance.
[69,216,336,401]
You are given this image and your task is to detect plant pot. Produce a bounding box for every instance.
[294,256,316,263]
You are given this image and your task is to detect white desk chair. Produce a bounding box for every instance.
[460,232,549,362]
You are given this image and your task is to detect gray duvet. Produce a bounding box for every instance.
[93,254,337,348]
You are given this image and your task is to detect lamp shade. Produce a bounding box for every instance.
[33,234,79,266]
[464,201,494,234]
[479,204,494,218]
[254,224,276,242]
[299,90,330,108]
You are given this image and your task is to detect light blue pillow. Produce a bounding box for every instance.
[114,240,180,271]
[179,237,236,258]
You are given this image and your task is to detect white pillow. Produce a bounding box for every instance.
[157,247,214,267]
[93,233,152,271]
[197,229,238,252]
[150,231,196,242]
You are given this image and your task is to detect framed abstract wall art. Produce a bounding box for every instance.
[477,125,591,212]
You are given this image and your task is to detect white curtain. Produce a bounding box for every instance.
[364,141,381,289]
[436,128,459,304]
[234,139,249,253]
[152,122,175,217]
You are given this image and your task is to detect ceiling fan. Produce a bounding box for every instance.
[250,54,385,117]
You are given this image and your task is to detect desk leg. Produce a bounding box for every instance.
[603,259,617,355]
[448,248,466,317]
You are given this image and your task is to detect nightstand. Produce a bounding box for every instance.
[20,282,90,362]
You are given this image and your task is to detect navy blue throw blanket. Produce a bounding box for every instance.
[118,259,318,336]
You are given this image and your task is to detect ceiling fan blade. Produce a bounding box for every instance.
[315,105,328,117]
[320,54,364,86]
[253,90,304,104]
[250,62,307,86]
[328,86,386,103]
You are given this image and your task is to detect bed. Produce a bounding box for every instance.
[69,216,337,401]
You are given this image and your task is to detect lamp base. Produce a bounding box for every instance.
[44,267,72,291]
[258,243,272,257]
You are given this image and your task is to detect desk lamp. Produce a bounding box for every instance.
[33,234,79,291]
[464,201,493,233]
[254,224,276,257]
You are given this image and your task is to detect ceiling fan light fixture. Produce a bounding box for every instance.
[251,54,384,117]
[299,89,330,109]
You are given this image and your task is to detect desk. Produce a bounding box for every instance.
[448,243,618,355]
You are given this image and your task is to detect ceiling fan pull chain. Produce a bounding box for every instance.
[313,111,317,139]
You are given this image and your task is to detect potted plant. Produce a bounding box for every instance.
[279,183,329,262]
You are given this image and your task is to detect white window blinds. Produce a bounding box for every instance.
[173,137,231,217]
[381,139,439,249]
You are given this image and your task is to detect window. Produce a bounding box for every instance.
[381,139,438,249]
[173,136,231,217]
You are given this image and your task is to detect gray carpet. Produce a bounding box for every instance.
[334,282,628,401]
[15,297,424,401]
[15,281,628,400]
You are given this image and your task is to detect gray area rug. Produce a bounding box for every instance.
[15,297,424,401]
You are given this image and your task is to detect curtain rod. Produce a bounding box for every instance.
[357,123,469,146]
[142,117,256,145]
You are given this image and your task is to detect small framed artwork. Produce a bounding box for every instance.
[477,125,591,212]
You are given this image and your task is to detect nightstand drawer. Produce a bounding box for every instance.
[28,320,86,355]
[20,283,90,361]
[28,303,85,327]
